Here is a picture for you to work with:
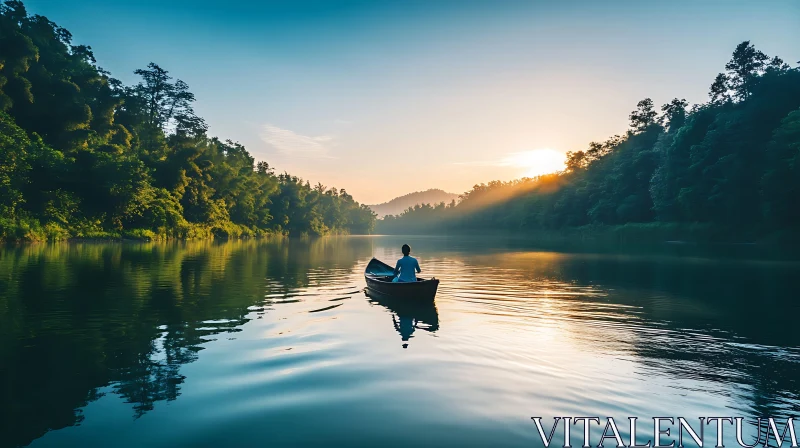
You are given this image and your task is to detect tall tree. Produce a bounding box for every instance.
[629,98,658,132]
[660,98,689,130]
[128,63,206,137]
[724,40,769,101]
[709,73,731,104]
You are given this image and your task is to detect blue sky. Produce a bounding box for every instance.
[22,0,800,203]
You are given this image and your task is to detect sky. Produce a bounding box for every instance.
[22,0,800,204]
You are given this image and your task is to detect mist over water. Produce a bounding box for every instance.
[1,236,798,448]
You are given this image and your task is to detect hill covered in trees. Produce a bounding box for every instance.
[0,1,375,241]
[378,42,800,242]
[368,189,458,217]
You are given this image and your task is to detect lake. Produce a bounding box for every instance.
[1,236,799,448]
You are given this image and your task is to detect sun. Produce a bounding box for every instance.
[503,148,567,178]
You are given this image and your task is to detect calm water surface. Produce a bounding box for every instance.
[1,236,799,447]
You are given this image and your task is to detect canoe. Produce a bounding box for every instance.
[364,258,439,301]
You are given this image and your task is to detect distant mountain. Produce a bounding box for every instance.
[368,189,459,217]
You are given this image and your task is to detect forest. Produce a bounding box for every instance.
[379,41,800,242]
[0,1,376,241]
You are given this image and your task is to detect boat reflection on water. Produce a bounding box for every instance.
[364,290,439,348]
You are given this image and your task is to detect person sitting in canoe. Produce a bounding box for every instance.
[392,244,421,282]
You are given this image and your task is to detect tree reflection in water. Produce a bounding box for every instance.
[0,237,372,448]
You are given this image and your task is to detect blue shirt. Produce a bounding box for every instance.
[394,256,421,282]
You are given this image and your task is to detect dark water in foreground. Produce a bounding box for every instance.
[1,236,799,448]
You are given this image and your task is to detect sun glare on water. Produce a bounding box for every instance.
[504,148,567,178]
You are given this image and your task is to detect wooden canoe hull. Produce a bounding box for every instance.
[365,275,439,301]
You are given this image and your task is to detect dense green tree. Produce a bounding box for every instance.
[660,98,688,130]
[0,1,375,240]
[725,41,769,101]
[629,98,658,132]
[127,62,206,138]
[761,108,800,228]
[0,111,30,217]
[709,73,731,105]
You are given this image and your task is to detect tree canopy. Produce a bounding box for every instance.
[0,1,375,240]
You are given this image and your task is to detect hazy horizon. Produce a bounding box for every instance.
[22,0,800,204]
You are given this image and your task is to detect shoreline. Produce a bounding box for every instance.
[5,224,799,251]
[0,231,371,244]
[373,223,800,246]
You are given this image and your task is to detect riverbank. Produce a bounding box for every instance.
[0,217,271,242]
[374,223,800,247]
[0,217,363,243]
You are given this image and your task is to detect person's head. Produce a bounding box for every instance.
[401,244,411,256]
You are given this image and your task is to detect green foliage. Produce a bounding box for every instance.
[762,108,800,228]
[0,1,375,241]
[0,111,30,216]
[629,98,658,132]
[660,98,688,130]
[378,42,800,241]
